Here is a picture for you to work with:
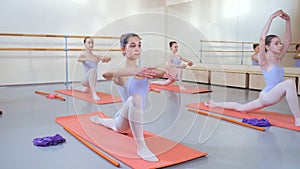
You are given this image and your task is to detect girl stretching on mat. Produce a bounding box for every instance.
[75,37,111,101]
[205,10,300,126]
[151,41,193,90]
[90,33,171,162]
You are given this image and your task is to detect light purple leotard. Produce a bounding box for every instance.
[171,55,181,65]
[294,58,300,67]
[82,61,98,73]
[261,65,284,93]
[115,77,149,117]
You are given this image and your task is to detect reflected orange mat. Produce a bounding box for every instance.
[186,102,300,132]
[55,112,207,169]
[55,90,122,104]
[149,84,212,94]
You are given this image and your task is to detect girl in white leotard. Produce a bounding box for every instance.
[75,37,111,101]
[151,41,193,90]
[205,10,300,126]
[90,33,172,162]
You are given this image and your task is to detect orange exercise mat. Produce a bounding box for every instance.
[56,112,207,169]
[55,89,122,104]
[186,102,300,132]
[149,84,212,94]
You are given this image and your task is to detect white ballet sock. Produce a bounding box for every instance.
[92,93,101,101]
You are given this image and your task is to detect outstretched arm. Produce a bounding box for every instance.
[258,10,283,67]
[95,55,112,63]
[179,56,193,66]
[102,67,156,80]
[278,11,291,60]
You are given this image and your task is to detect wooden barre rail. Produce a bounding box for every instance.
[0,32,119,39]
[0,47,121,51]
[201,40,255,44]
[200,39,298,45]
[201,50,296,53]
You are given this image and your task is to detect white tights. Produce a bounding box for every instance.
[74,68,100,100]
[206,79,300,126]
[90,95,158,162]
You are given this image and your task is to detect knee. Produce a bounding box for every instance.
[87,69,97,76]
[259,94,275,107]
[131,95,142,109]
[285,79,296,90]
[170,78,176,83]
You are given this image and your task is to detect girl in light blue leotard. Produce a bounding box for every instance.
[205,10,300,126]
[251,43,259,66]
[75,37,111,101]
[151,41,193,90]
[90,33,172,162]
[294,44,300,67]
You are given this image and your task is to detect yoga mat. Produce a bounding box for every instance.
[55,90,122,104]
[56,112,207,169]
[186,102,300,132]
[149,84,212,94]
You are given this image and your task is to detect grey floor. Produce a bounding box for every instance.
[0,80,299,169]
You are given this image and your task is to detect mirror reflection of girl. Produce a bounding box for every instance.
[74,37,111,101]
[251,43,259,65]
[205,10,300,126]
[293,44,300,67]
[151,41,193,90]
[90,33,173,162]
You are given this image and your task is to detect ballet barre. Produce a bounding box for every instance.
[0,32,120,88]
[0,47,120,51]
[0,32,119,39]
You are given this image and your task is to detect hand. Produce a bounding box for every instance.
[187,61,193,66]
[181,64,187,68]
[270,10,283,19]
[279,11,290,21]
[163,68,177,80]
[135,67,156,78]
[101,56,111,63]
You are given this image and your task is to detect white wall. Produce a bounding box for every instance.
[0,0,166,85]
[0,0,299,85]
[165,0,300,66]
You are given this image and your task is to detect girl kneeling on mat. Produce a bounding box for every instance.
[151,41,193,90]
[205,10,300,126]
[74,37,111,101]
[90,33,171,162]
